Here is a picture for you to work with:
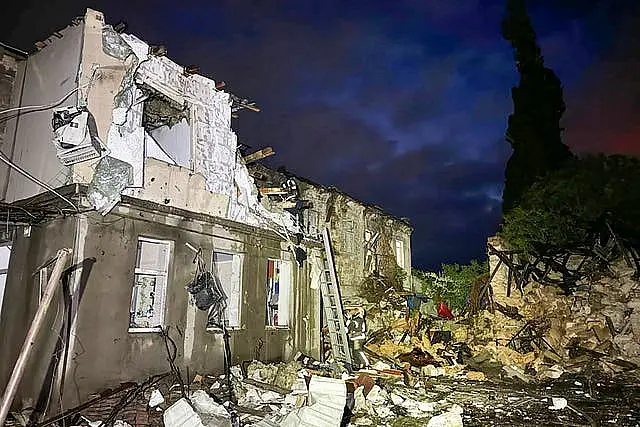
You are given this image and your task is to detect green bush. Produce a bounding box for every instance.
[413,260,488,312]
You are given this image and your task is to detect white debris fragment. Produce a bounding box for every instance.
[390,393,405,405]
[260,390,283,403]
[365,385,387,406]
[190,390,232,427]
[418,401,436,412]
[426,405,464,427]
[375,405,393,418]
[354,417,374,425]
[422,364,445,377]
[372,361,391,371]
[548,397,568,410]
[353,387,371,414]
[163,398,205,427]
[148,389,164,408]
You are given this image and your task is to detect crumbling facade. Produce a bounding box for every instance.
[248,163,413,301]
[0,8,412,414]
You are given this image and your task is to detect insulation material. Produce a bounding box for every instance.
[87,155,133,215]
[102,25,133,60]
[100,28,145,188]
[191,105,236,195]
[136,56,237,196]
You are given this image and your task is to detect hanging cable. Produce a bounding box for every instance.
[0,151,78,212]
[0,83,91,116]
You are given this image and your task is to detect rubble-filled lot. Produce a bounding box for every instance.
[10,360,638,427]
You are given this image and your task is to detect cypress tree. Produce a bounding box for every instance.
[501,0,573,214]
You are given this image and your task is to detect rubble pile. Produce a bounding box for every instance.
[470,260,640,382]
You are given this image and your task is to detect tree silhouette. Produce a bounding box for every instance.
[501,0,573,214]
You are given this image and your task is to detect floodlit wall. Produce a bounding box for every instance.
[0,204,319,409]
[3,23,83,202]
[0,48,25,199]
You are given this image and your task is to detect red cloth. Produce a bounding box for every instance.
[437,301,454,319]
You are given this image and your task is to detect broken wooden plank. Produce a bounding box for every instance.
[243,147,274,164]
[259,187,288,195]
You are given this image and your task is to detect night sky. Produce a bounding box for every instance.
[2,1,639,270]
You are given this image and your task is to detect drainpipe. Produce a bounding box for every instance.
[0,248,72,426]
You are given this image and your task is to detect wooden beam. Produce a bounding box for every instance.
[243,147,275,164]
[259,187,288,195]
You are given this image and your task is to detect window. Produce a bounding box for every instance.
[395,239,405,269]
[342,220,355,254]
[266,259,292,327]
[307,210,320,236]
[0,245,11,317]
[364,230,376,273]
[129,237,172,332]
[211,251,243,329]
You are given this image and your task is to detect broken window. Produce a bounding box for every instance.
[266,259,292,327]
[395,239,405,269]
[342,220,355,254]
[211,251,242,329]
[129,237,172,331]
[142,88,191,168]
[307,210,320,237]
[365,230,376,273]
[0,244,11,316]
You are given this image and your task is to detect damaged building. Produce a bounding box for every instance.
[0,8,413,418]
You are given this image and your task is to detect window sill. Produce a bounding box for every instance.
[265,326,290,331]
[128,327,163,333]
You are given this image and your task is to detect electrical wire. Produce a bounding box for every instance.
[0,82,91,116]
[0,151,78,212]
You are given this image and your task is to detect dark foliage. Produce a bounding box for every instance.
[500,154,640,254]
[501,0,573,214]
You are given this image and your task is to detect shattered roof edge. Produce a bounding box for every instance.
[0,41,29,58]
[251,165,413,230]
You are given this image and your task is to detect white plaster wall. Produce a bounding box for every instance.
[5,23,84,202]
[123,158,229,217]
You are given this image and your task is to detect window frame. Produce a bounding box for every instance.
[395,238,405,269]
[265,258,292,329]
[128,236,173,333]
[207,250,243,331]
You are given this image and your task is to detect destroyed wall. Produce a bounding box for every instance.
[364,207,412,290]
[0,218,77,408]
[2,22,83,202]
[247,164,414,300]
[482,235,640,380]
